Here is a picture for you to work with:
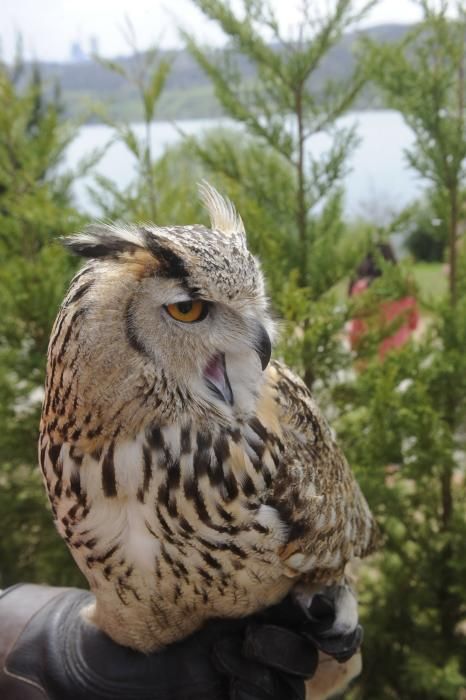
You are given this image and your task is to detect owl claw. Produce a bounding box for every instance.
[311,623,364,663]
[297,587,362,663]
[306,594,336,634]
[295,584,358,638]
[263,590,363,664]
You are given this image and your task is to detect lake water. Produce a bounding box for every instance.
[67,110,424,220]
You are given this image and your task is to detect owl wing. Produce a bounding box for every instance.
[263,360,378,583]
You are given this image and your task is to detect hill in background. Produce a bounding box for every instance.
[34,23,410,122]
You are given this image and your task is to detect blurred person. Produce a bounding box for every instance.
[348,243,419,359]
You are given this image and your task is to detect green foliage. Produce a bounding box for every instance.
[407,223,445,262]
[90,139,205,224]
[362,0,466,304]
[404,198,447,262]
[340,4,466,696]
[339,298,466,699]
[0,57,86,586]
[277,278,349,387]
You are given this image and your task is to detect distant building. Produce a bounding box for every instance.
[70,41,86,63]
[89,36,99,56]
[69,37,99,63]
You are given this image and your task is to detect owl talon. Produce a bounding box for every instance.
[299,585,358,637]
[306,594,335,634]
[307,625,363,664]
[300,589,363,663]
[295,585,356,628]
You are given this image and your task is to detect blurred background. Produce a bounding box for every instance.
[0,0,465,697]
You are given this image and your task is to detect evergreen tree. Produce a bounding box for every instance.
[337,3,466,696]
[362,0,466,305]
[0,56,85,586]
[340,288,466,700]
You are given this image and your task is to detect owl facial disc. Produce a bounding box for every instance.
[204,353,234,405]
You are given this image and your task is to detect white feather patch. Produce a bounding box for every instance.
[331,586,359,635]
[67,222,145,250]
[198,181,245,237]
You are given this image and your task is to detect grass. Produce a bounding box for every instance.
[410,262,447,303]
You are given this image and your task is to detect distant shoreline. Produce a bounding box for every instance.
[28,23,410,124]
[77,101,388,126]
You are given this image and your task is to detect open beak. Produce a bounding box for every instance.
[203,325,271,405]
[203,353,234,405]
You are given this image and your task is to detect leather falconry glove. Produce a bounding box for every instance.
[0,584,362,700]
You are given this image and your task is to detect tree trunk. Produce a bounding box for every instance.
[295,89,315,389]
[448,188,458,306]
[295,89,307,289]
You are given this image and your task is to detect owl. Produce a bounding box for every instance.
[39,183,378,654]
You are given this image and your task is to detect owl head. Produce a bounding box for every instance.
[57,184,273,437]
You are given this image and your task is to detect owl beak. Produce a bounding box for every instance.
[204,353,234,405]
[255,323,271,371]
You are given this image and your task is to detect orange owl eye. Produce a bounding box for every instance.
[165,300,208,323]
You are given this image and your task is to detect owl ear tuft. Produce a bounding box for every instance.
[64,225,189,281]
[62,224,144,259]
[198,181,245,238]
[141,229,188,279]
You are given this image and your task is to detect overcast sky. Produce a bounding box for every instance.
[1,0,426,63]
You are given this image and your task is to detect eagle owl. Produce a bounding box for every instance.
[39,184,377,653]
